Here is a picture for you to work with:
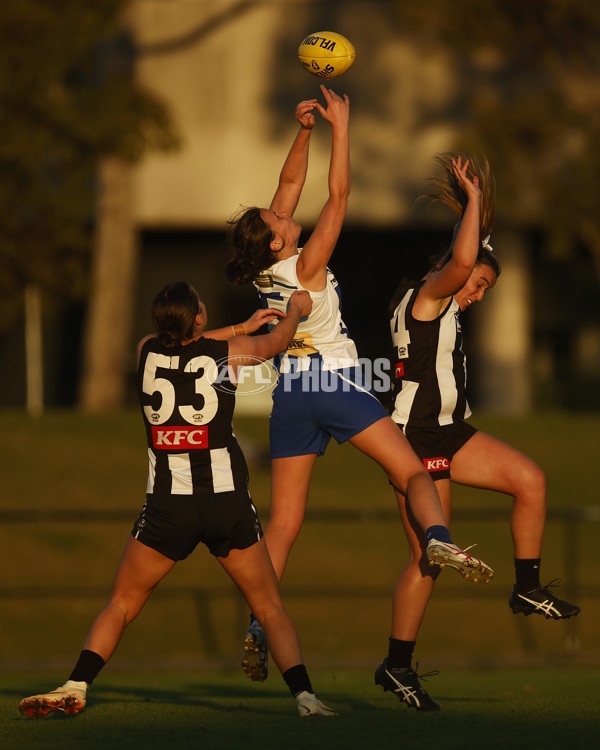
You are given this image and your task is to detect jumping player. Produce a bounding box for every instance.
[19,282,336,719]
[377,153,580,711]
[225,87,494,685]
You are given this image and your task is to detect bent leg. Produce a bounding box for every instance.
[264,454,317,582]
[349,417,448,531]
[218,539,303,674]
[450,431,546,558]
[83,536,176,662]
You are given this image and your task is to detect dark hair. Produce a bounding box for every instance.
[151,281,199,349]
[225,206,277,285]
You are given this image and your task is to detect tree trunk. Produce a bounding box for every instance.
[79,156,138,412]
[25,283,44,417]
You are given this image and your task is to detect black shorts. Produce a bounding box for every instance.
[131,489,263,560]
[403,421,478,481]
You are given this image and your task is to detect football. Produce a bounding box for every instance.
[298,31,355,79]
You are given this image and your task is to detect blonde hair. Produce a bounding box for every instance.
[420,152,496,242]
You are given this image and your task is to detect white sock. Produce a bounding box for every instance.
[63,679,88,692]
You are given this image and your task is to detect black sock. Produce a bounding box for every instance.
[514,558,541,593]
[283,664,313,696]
[425,525,452,544]
[68,650,106,686]
[387,638,416,670]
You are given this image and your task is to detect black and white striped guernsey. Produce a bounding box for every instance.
[389,283,471,430]
[137,336,247,496]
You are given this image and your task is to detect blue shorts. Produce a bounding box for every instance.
[269,366,388,459]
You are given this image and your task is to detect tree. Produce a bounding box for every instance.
[79,0,265,411]
[389,0,600,276]
[0,0,178,409]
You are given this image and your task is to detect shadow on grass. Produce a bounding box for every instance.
[1,676,558,715]
[6,669,600,750]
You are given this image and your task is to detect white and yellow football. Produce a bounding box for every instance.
[298,31,355,79]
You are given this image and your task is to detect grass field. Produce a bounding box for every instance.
[2,667,599,750]
[1,410,599,747]
[1,410,598,668]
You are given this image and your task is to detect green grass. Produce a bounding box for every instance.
[0,412,600,750]
[0,410,599,748]
[0,410,599,668]
[2,667,599,750]
[2,409,598,513]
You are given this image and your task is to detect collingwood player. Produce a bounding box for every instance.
[19,281,338,719]
[379,153,580,711]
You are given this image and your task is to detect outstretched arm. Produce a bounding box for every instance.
[296,85,350,291]
[227,291,312,373]
[136,308,285,363]
[417,157,481,313]
[270,98,317,217]
[204,308,284,341]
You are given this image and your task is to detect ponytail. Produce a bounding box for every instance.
[151,281,199,349]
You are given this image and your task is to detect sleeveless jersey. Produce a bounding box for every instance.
[253,253,358,373]
[389,283,471,429]
[137,336,245,495]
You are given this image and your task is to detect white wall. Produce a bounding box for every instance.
[131,0,461,228]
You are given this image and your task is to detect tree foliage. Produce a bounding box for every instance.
[0,0,178,331]
[392,0,600,277]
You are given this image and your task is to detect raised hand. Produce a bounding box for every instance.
[314,84,350,128]
[295,99,318,130]
[452,156,481,201]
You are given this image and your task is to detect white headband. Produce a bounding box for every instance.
[481,235,493,252]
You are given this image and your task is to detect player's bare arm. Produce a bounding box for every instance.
[297,85,350,291]
[204,308,284,341]
[415,156,482,318]
[270,99,317,216]
[227,290,312,374]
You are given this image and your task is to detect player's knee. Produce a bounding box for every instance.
[388,464,427,497]
[266,514,303,545]
[518,461,546,501]
[109,591,148,625]
[251,599,285,627]
[529,463,546,495]
[405,466,435,494]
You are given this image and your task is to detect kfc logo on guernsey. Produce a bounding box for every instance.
[423,457,450,472]
[151,425,208,450]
